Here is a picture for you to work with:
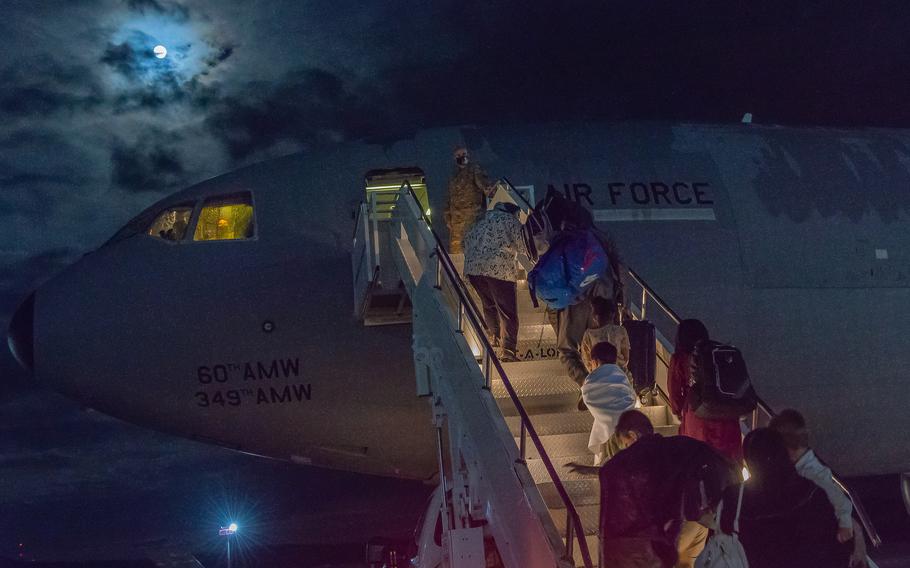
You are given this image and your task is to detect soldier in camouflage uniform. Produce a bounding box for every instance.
[444,146,492,254]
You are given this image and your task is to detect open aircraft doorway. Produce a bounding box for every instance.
[353,168,428,326]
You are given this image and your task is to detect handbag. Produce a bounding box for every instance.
[695,484,749,568]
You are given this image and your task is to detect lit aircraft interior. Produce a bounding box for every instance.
[8,120,910,565]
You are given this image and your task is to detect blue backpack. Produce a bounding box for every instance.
[528,230,608,310]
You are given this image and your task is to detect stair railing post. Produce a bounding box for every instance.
[518,420,527,462]
[564,511,575,561]
[362,202,373,284]
[433,404,451,540]
[483,349,491,390]
[457,299,464,333]
[371,192,381,273]
[434,247,442,290]
[640,287,648,319]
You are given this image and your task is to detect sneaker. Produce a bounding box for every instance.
[498,350,520,363]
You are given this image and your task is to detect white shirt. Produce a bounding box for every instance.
[795,448,854,529]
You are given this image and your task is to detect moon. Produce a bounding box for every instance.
[153,45,167,59]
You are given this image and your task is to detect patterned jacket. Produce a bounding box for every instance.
[463,205,526,282]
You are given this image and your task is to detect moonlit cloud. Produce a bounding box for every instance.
[2,1,908,262]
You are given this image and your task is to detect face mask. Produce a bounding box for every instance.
[455,155,468,166]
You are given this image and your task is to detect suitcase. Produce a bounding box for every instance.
[622,319,656,393]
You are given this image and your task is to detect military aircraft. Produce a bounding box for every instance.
[7,120,910,491]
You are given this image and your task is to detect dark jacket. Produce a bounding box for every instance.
[599,435,737,543]
[720,478,851,568]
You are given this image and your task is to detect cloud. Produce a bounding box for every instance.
[124,0,191,22]
[206,67,393,160]
[101,39,151,81]
[99,27,234,114]
[0,130,93,195]
[0,171,78,190]
[0,56,104,117]
[0,130,98,232]
[203,44,235,69]
[101,30,183,85]
[110,129,186,193]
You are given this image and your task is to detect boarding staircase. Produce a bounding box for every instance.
[495,276,681,565]
[352,179,880,567]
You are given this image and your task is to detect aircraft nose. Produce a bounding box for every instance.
[7,292,35,374]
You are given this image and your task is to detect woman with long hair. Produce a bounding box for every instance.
[716,428,851,567]
[667,319,742,462]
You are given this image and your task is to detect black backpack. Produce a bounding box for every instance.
[689,340,757,420]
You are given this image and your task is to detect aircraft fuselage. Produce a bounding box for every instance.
[10,120,910,478]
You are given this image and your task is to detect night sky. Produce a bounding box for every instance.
[4,1,910,563]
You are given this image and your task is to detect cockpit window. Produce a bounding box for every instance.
[193,192,255,241]
[147,205,194,242]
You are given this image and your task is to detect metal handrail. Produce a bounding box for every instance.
[352,202,373,316]
[352,199,366,239]
[625,269,682,325]
[358,265,381,320]
[500,184,882,549]
[626,257,882,548]
[395,181,594,568]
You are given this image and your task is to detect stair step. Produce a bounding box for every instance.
[537,477,601,509]
[517,432,590,459]
[515,340,560,361]
[518,307,549,323]
[493,386,579,416]
[492,361,579,416]
[525,455,599,485]
[517,322,556,340]
[505,405,671,438]
[506,412,593,437]
[567,534,599,568]
[498,359,573,382]
[637,404,671,427]
[522,431,678,484]
[517,296,546,312]
[516,323,557,361]
[657,424,680,437]
[551,504,600,537]
[516,420,676,463]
